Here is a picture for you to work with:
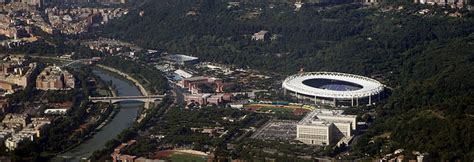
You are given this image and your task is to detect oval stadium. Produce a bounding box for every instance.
[282,72,385,107]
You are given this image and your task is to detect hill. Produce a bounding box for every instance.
[91,0,474,160]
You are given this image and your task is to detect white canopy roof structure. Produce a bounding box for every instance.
[282,72,384,99]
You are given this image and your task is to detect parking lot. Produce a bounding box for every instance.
[252,120,297,140]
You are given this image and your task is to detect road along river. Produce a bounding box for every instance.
[58,69,144,161]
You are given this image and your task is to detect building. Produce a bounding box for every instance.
[179,76,230,94]
[251,30,270,41]
[0,99,9,112]
[207,93,225,105]
[296,109,356,145]
[43,101,73,115]
[162,54,199,65]
[0,56,36,89]
[174,69,193,79]
[110,140,137,162]
[184,93,211,105]
[196,62,233,74]
[0,114,50,151]
[23,117,50,138]
[0,81,16,93]
[4,132,34,151]
[413,0,471,6]
[282,72,384,107]
[295,1,304,11]
[1,116,49,151]
[297,121,334,145]
[135,157,166,162]
[0,126,15,141]
[20,0,44,7]
[2,113,30,128]
[36,65,75,90]
[96,0,127,4]
[184,93,232,106]
[361,0,381,4]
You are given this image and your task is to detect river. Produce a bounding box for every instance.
[58,69,144,161]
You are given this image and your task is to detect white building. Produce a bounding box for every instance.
[5,132,35,151]
[297,121,332,145]
[174,69,193,79]
[296,109,356,145]
[44,108,69,115]
[2,117,50,151]
[162,54,199,65]
[251,30,270,41]
[282,72,385,107]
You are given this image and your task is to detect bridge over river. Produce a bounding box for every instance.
[89,95,165,104]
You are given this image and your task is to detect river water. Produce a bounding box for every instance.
[58,69,143,161]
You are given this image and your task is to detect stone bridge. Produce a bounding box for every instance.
[89,95,166,108]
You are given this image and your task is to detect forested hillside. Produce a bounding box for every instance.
[91,0,474,160]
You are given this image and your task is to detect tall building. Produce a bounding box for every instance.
[296,109,356,145]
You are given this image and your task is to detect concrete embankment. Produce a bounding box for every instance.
[96,64,149,96]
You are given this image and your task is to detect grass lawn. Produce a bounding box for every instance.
[259,107,295,113]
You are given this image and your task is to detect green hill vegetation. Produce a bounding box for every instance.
[89,0,474,160]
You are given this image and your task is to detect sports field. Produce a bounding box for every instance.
[244,102,315,110]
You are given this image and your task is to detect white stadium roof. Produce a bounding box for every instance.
[282,72,384,99]
[163,54,199,62]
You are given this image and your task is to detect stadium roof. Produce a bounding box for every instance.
[162,54,198,62]
[282,72,384,99]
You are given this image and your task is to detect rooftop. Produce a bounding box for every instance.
[162,54,199,62]
[299,109,357,126]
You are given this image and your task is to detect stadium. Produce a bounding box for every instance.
[162,54,199,65]
[282,72,385,107]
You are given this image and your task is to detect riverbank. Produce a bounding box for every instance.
[54,68,120,155]
[25,55,149,96]
[96,64,149,96]
[59,69,144,160]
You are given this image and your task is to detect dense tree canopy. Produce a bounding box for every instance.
[90,0,474,160]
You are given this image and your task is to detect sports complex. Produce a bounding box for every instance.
[282,72,385,107]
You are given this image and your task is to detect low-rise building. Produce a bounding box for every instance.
[4,132,34,151]
[184,93,233,106]
[174,69,193,79]
[207,94,224,105]
[251,30,270,41]
[162,54,199,65]
[0,56,36,89]
[0,114,50,151]
[296,109,356,145]
[2,113,30,128]
[20,0,44,7]
[0,81,16,93]
[44,101,73,115]
[111,140,137,162]
[184,93,211,105]
[297,121,332,145]
[0,99,9,112]
[179,76,227,94]
[26,117,51,138]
